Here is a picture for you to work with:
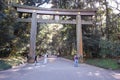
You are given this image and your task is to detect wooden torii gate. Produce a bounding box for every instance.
[13,4,96,63]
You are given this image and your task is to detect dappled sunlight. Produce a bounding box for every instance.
[27,67,33,70]
[112,72,120,80]
[94,72,100,76]
[48,57,57,63]
[76,70,101,77]
[10,68,20,72]
[34,65,41,68]
[88,72,92,76]
[76,69,116,80]
[87,71,100,76]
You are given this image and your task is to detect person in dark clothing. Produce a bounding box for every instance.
[35,55,37,63]
[74,54,79,67]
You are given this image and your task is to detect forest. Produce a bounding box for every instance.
[0,0,120,69]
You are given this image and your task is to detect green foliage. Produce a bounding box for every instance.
[99,39,113,57]
[83,36,100,58]
[0,56,25,70]
[99,39,120,58]
[113,42,120,57]
[0,0,30,58]
[86,58,120,70]
[0,60,12,71]
[36,23,76,56]
[83,25,100,58]
[61,24,76,56]
[0,1,17,57]
[0,8,15,46]
[0,0,120,59]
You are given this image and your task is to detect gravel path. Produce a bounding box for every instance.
[0,57,120,80]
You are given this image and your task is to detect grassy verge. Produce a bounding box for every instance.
[0,60,12,71]
[0,57,26,71]
[85,58,120,70]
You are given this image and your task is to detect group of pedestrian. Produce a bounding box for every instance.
[34,53,48,65]
[27,53,79,67]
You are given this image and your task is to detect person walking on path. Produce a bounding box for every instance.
[74,54,79,67]
[43,54,48,64]
[34,55,38,66]
[35,55,37,63]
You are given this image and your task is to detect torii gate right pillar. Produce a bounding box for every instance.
[76,14,83,63]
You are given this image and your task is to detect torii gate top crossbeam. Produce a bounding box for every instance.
[12,4,96,16]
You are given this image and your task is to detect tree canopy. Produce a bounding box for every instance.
[0,0,120,58]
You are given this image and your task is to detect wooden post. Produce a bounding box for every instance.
[76,14,83,62]
[28,12,37,63]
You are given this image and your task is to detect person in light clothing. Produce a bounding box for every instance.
[43,54,48,64]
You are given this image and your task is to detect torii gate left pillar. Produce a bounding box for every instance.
[27,12,37,63]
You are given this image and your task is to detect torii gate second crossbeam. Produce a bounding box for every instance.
[13,4,96,63]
